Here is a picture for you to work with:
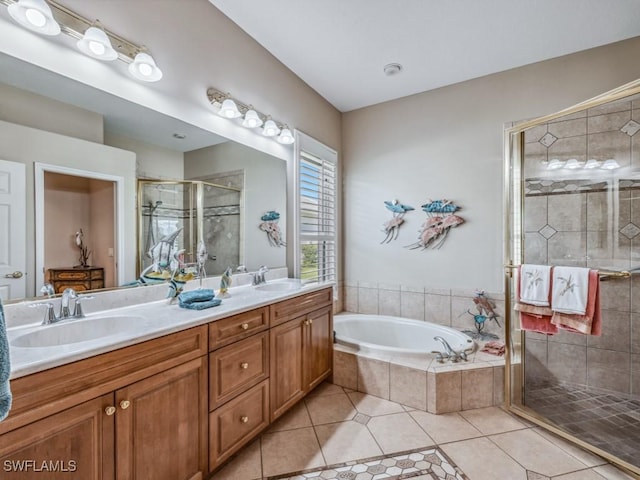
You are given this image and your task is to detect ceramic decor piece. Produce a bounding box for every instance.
[259,210,286,247]
[381,199,414,243]
[405,199,464,250]
[461,290,501,341]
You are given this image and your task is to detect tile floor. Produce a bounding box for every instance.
[211,382,638,480]
[525,380,640,466]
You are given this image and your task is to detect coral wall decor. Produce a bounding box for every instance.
[259,210,286,247]
[406,199,464,250]
[381,199,414,243]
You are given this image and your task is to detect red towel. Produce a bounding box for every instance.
[515,266,558,335]
[551,269,601,336]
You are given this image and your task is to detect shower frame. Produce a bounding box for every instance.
[504,78,640,477]
[136,179,243,277]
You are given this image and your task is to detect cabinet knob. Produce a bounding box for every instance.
[240,416,249,423]
[240,362,249,369]
[119,400,131,410]
[309,319,313,325]
[240,323,249,330]
[303,319,311,326]
[105,406,116,416]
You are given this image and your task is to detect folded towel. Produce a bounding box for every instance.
[551,269,601,335]
[520,264,552,306]
[178,289,215,305]
[480,341,505,356]
[0,299,11,421]
[516,266,557,334]
[552,266,589,315]
[179,298,222,310]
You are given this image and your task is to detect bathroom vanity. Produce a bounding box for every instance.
[0,283,333,479]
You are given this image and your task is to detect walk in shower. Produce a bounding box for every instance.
[505,80,640,476]
[138,179,242,277]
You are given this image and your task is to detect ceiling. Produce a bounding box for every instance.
[210,0,640,112]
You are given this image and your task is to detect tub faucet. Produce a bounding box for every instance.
[59,288,77,319]
[432,336,468,363]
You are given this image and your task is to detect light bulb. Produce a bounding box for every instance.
[8,0,60,36]
[89,40,105,56]
[219,99,241,119]
[277,127,295,144]
[77,25,117,61]
[262,119,280,137]
[128,52,163,82]
[242,109,263,128]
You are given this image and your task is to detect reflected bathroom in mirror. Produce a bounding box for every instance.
[0,51,288,302]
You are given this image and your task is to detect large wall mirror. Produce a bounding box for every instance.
[0,52,287,302]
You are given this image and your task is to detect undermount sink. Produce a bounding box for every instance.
[11,315,147,348]
[255,279,302,292]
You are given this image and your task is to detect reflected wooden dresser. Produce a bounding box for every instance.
[48,266,104,293]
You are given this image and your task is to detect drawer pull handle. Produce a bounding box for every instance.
[240,415,249,423]
[240,362,249,369]
[119,400,131,410]
[105,406,116,416]
[240,323,249,330]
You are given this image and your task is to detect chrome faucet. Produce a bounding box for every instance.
[432,336,468,363]
[251,266,269,285]
[40,283,55,298]
[59,288,77,319]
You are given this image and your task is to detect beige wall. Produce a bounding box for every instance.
[0,119,136,296]
[185,142,287,271]
[342,36,640,292]
[89,179,116,288]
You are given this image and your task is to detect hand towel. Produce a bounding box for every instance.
[516,266,558,334]
[551,269,601,335]
[552,266,589,315]
[520,264,552,306]
[179,298,221,310]
[178,289,215,305]
[480,341,505,356]
[0,299,12,421]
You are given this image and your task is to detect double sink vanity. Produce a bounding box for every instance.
[1,275,334,479]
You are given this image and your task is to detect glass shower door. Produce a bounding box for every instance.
[505,82,640,476]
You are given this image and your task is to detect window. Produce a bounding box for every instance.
[294,133,337,284]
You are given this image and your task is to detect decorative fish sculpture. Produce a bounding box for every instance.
[261,210,281,222]
[421,199,459,213]
[384,200,414,214]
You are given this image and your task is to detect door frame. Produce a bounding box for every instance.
[34,163,126,290]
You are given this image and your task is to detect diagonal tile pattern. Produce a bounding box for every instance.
[215,382,636,480]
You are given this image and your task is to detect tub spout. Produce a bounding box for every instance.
[434,336,467,363]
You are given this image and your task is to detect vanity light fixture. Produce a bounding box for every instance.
[77,21,117,61]
[277,126,294,145]
[1,0,164,82]
[564,159,581,169]
[242,108,263,128]
[7,0,60,35]
[207,88,294,144]
[547,159,564,170]
[584,159,600,169]
[601,159,620,170]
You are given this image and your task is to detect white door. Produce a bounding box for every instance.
[0,159,26,301]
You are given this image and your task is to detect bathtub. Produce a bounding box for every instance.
[334,313,475,359]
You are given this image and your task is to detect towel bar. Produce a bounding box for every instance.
[503,264,632,280]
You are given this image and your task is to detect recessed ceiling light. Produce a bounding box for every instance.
[173,133,186,139]
[383,63,403,76]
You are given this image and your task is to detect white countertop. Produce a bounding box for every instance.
[7,280,334,379]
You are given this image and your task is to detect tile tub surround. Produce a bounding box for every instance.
[342,283,505,342]
[333,342,505,414]
[214,382,634,480]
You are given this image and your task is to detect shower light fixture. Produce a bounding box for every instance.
[207,88,295,144]
[2,0,164,82]
[7,0,60,35]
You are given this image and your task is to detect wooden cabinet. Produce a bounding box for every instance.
[270,295,333,422]
[115,358,208,480]
[0,395,114,479]
[48,267,105,293]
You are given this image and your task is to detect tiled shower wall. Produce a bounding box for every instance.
[342,283,505,340]
[522,97,640,398]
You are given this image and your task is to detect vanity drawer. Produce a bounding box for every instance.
[208,307,269,350]
[209,379,269,470]
[270,287,333,326]
[209,332,269,410]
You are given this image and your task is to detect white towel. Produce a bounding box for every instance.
[519,264,552,306]
[552,266,589,315]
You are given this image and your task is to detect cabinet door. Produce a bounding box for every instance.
[270,317,305,421]
[116,357,208,480]
[304,306,333,391]
[0,394,114,479]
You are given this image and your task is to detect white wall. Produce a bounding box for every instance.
[343,36,640,292]
[184,142,287,271]
[0,120,136,296]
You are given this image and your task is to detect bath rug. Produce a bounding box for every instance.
[267,446,467,480]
